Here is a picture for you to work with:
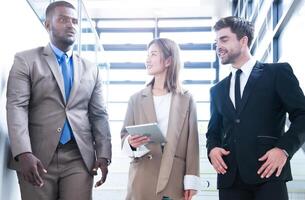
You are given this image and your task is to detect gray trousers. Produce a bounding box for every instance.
[17,141,93,200]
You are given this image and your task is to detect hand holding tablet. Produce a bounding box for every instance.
[126,123,167,144]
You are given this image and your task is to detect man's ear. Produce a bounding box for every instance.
[240,36,249,47]
[44,19,50,32]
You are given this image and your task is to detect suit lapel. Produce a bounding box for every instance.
[67,54,82,105]
[43,45,66,102]
[157,92,189,193]
[238,62,264,113]
[141,86,158,123]
[163,92,188,154]
[223,73,236,117]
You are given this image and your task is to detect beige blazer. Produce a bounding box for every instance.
[121,86,200,200]
[6,44,111,172]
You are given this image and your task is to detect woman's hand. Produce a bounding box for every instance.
[184,189,197,200]
[128,135,150,148]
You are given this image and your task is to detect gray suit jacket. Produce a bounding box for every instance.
[121,86,200,200]
[6,44,112,172]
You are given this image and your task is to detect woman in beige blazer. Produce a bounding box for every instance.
[121,38,200,200]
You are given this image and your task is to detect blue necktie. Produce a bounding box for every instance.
[235,69,242,111]
[59,54,73,144]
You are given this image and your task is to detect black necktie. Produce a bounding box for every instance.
[235,69,242,111]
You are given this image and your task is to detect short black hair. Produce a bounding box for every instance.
[214,16,254,47]
[45,1,75,19]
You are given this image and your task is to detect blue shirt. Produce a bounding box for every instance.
[50,43,74,93]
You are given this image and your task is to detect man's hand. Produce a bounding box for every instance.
[128,135,150,148]
[17,152,47,187]
[184,189,197,200]
[92,158,109,187]
[209,147,230,174]
[257,147,288,178]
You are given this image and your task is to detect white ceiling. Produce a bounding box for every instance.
[83,0,232,19]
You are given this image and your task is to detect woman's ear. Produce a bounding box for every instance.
[164,56,172,68]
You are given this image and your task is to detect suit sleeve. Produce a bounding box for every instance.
[6,53,32,158]
[185,95,200,177]
[275,63,305,158]
[206,87,222,158]
[89,67,112,160]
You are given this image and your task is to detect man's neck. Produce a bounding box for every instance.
[232,52,252,69]
[50,40,73,53]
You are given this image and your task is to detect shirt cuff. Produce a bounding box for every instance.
[184,175,201,191]
[282,149,289,157]
[122,135,135,157]
[122,135,150,158]
[134,145,150,157]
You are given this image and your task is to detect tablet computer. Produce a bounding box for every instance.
[125,123,167,144]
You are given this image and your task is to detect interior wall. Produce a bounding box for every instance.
[0,0,48,199]
[278,0,305,88]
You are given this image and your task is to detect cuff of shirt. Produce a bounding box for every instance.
[122,135,135,157]
[282,149,289,157]
[134,145,150,157]
[122,135,150,158]
[184,175,201,191]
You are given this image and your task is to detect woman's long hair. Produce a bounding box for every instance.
[147,38,183,94]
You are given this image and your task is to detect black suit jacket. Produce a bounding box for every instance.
[206,62,305,189]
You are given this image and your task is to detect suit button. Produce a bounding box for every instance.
[235,119,240,123]
[56,128,62,133]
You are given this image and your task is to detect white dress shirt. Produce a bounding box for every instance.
[229,57,256,108]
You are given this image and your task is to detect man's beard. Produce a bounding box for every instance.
[61,37,75,47]
[220,50,240,65]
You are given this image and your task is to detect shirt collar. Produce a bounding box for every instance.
[231,56,256,77]
[49,43,73,60]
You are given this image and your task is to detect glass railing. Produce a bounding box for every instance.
[26,0,110,103]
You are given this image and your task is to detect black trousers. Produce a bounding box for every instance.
[219,171,288,200]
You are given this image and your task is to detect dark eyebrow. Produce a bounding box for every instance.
[58,14,77,20]
[219,35,229,40]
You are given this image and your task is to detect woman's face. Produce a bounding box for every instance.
[145,43,168,76]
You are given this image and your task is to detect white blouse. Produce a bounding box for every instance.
[153,92,172,137]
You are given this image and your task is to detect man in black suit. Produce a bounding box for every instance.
[206,16,305,200]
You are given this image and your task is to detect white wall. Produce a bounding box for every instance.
[278,0,305,88]
[0,0,48,199]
